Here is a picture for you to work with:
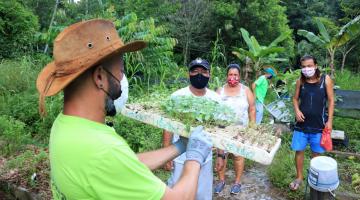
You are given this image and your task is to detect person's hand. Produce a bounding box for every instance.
[173,136,188,155]
[164,160,174,171]
[186,126,213,165]
[325,121,332,132]
[215,157,224,172]
[295,110,305,122]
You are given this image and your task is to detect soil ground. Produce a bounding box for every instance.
[214,164,286,200]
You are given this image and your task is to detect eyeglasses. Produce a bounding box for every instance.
[189,69,210,77]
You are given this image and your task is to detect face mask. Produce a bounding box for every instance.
[301,67,316,78]
[190,74,209,89]
[227,77,239,87]
[101,68,122,116]
[114,75,129,113]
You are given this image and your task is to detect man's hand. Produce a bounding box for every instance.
[185,126,213,165]
[325,121,332,132]
[164,160,174,171]
[215,157,224,172]
[295,110,305,122]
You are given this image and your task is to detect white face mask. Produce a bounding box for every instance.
[301,67,316,78]
[114,75,129,113]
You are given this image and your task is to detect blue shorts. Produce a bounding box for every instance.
[291,130,325,153]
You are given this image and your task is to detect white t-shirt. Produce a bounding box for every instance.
[171,86,221,164]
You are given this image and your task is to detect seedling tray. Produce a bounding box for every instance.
[121,104,282,165]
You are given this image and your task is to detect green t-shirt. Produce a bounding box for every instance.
[254,75,269,103]
[50,113,166,200]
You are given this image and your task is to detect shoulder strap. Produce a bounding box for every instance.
[320,74,325,89]
[219,86,225,96]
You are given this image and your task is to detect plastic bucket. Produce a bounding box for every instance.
[308,156,339,192]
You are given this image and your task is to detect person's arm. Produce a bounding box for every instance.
[325,75,334,131]
[251,82,256,100]
[162,161,200,200]
[214,87,225,172]
[246,87,256,124]
[137,144,179,170]
[293,79,305,122]
[162,126,212,200]
[162,130,174,170]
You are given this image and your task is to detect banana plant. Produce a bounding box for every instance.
[297,15,360,77]
[232,28,289,81]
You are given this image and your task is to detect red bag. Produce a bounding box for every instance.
[320,127,333,151]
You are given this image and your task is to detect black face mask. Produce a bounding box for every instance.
[102,69,122,116]
[189,74,209,89]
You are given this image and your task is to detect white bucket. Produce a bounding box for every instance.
[308,156,339,192]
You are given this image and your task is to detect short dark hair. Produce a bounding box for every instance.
[300,55,317,65]
[226,63,240,74]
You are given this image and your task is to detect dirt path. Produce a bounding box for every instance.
[214,164,286,200]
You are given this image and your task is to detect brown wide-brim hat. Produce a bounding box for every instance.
[36,19,146,115]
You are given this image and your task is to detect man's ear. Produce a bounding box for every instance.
[93,66,104,89]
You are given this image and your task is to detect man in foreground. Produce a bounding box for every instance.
[163,58,220,200]
[36,19,212,200]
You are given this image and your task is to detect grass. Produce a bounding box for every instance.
[334,70,360,90]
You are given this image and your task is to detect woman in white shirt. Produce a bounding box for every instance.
[214,63,256,195]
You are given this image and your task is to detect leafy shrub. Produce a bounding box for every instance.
[0,115,31,156]
[113,115,163,153]
[0,55,61,143]
[0,0,39,58]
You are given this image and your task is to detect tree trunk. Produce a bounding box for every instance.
[254,61,261,78]
[244,57,252,84]
[43,0,59,54]
[183,40,189,66]
[341,45,356,73]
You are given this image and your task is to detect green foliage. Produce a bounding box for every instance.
[334,69,360,90]
[232,27,289,82]
[208,29,227,90]
[0,115,30,156]
[115,13,179,92]
[0,0,39,58]
[113,115,162,153]
[0,55,61,143]
[297,16,360,76]
[161,96,236,129]
[267,134,311,200]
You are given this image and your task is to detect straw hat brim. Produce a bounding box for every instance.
[37,40,146,97]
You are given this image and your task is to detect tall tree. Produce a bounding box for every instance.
[298,16,360,76]
[167,0,212,65]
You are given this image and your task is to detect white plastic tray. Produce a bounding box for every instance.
[121,106,281,165]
